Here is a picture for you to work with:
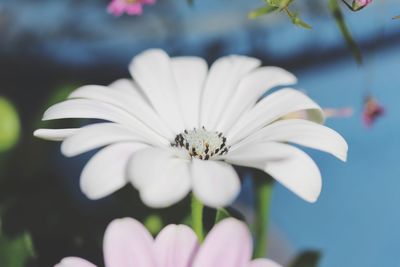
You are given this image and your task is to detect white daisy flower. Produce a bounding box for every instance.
[34,49,347,208]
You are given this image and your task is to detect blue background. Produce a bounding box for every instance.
[1,0,399,266]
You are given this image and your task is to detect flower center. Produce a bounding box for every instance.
[172,127,229,160]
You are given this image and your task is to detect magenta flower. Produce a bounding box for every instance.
[55,218,281,267]
[107,0,156,16]
[362,96,385,127]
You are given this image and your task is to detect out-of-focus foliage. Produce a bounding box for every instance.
[215,208,230,223]
[143,215,163,235]
[39,85,80,129]
[0,231,35,267]
[0,97,20,153]
[250,0,311,29]
[248,5,278,19]
[289,250,322,267]
[46,85,77,107]
[250,0,367,63]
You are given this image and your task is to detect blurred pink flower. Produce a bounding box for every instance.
[55,218,281,267]
[362,96,385,127]
[323,107,353,119]
[107,0,156,16]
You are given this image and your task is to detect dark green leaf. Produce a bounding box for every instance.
[215,208,230,223]
[0,232,35,267]
[0,97,20,153]
[328,0,363,64]
[289,250,322,267]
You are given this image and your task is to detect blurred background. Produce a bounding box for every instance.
[0,0,399,266]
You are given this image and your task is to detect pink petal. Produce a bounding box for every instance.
[55,257,97,267]
[154,224,199,267]
[192,218,252,267]
[107,0,126,16]
[249,259,283,267]
[125,4,143,15]
[103,218,157,267]
[142,0,156,4]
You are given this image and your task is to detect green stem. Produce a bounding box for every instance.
[253,175,274,258]
[191,194,204,242]
[328,0,363,64]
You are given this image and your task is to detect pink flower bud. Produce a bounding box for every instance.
[353,0,373,9]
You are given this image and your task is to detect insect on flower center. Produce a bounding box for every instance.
[172,127,229,160]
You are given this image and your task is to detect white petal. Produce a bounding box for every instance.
[61,123,146,157]
[80,142,147,200]
[249,259,283,267]
[42,99,167,146]
[224,142,322,203]
[128,148,191,208]
[69,84,174,140]
[227,88,324,145]
[129,49,185,133]
[233,119,348,161]
[108,78,148,102]
[55,257,97,267]
[216,67,297,132]
[200,55,261,129]
[154,224,199,267]
[191,159,240,208]
[171,57,208,129]
[33,128,78,141]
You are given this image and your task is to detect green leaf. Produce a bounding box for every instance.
[249,5,279,19]
[290,13,312,29]
[282,7,312,30]
[0,232,35,267]
[279,0,293,9]
[328,0,363,64]
[266,0,281,7]
[289,250,322,267]
[215,208,230,223]
[0,97,20,153]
